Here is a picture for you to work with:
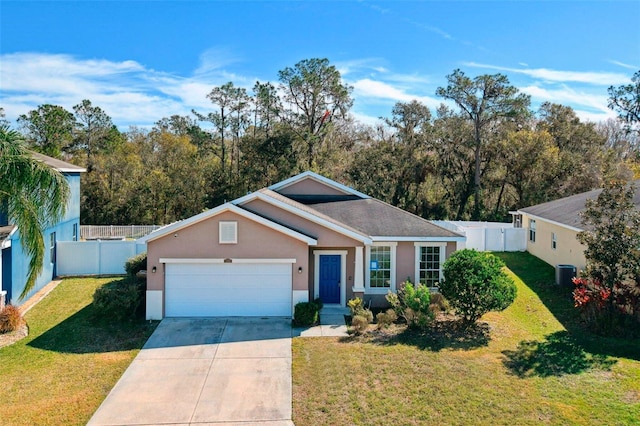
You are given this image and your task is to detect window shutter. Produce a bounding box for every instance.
[219,221,237,244]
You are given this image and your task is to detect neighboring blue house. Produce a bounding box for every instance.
[0,153,85,306]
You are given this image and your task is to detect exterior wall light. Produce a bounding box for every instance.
[298,266,303,274]
[152,266,157,273]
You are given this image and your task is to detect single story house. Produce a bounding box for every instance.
[515,182,640,273]
[142,171,465,319]
[1,153,85,306]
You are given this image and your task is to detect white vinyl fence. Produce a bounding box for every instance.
[80,225,161,240]
[57,240,146,276]
[433,221,527,252]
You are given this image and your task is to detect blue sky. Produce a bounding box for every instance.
[1,1,639,128]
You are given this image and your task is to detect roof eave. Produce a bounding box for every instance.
[517,210,584,232]
[141,203,318,246]
[371,236,466,242]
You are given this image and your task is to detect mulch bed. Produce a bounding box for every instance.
[0,319,29,349]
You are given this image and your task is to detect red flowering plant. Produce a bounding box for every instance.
[572,275,640,334]
[572,277,612,327]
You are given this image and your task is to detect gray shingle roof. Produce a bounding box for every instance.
[259,189,370,238]
[519,182,640,230]
[31,152,86,173]
[307,198,463,238]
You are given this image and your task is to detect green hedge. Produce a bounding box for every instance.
[293,300,322,326]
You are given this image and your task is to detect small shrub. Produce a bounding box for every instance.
[376,309,398,329]
[293,301,319,326]
[386,280,434,329]
[351,314,370,334]
[361,308,374,324]
[347,297,364,316]
[92,279,141,322]
[441,249,517,324]
[347,297,373,328]
[429,292,450,314]
[0,305,22,334]
[125,252,147,279]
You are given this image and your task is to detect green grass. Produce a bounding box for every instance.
[0,277,157,425]
[292,252,640,425]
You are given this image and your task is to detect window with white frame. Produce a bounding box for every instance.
[551,232,557,250]
[72,223,78,241]
[529,219,536,242]
[219,221,238,244]
[366,243,396,291]
[415,243,445,288]
[50,232,56,264]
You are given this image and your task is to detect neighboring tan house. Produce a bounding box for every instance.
[515,183,640,274]
[0,153,85,307]
[141,171,464,320]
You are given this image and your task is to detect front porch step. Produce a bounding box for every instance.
[320,306,350,315]
[319,306,349,326]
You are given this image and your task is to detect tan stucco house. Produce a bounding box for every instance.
[141,171,464,320]
[516,183,640,274]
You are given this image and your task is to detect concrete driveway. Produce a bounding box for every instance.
[88,317,293,426]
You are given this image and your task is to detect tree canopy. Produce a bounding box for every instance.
[608,71,640,137]
[2,60,636,226]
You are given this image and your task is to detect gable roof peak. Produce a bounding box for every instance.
[268,171,370,199]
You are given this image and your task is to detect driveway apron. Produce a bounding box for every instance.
[88,317,293,426]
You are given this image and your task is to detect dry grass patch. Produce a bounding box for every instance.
[292,253,640,425]
[0,277,157,425]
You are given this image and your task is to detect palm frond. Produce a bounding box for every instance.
[0,125,70,299]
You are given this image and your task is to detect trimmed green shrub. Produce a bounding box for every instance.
[0,305,22,334]
[386,280,434,329]
[441,249,517,324]
[313,297,324,310]
[293,301,320,326]
[92,279,141,322]
[125,252,147,279]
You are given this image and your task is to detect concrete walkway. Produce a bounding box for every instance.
[294,306,349,337]
[88,317,293,426]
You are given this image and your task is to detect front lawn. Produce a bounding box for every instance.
[292,252,640,425]
[0,277,157,425]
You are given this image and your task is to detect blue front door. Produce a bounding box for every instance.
[319,255,341,304]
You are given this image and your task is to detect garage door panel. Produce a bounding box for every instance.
[165,262,292,317]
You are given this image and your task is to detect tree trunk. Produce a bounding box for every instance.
[473,121,482,220]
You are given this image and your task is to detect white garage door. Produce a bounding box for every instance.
[165,262,292,317]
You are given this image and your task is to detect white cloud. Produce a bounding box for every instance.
[0,51,622,130]
[573,109,617,123]
[194,47,242,76]
[520,85,610,114]
[352,78,441,109]
[406,19,452,40]
[0,52,258,127]
[609,60,639,70]
[350,111,383,127]
[335,58,387,77]
[463,62,631,85]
